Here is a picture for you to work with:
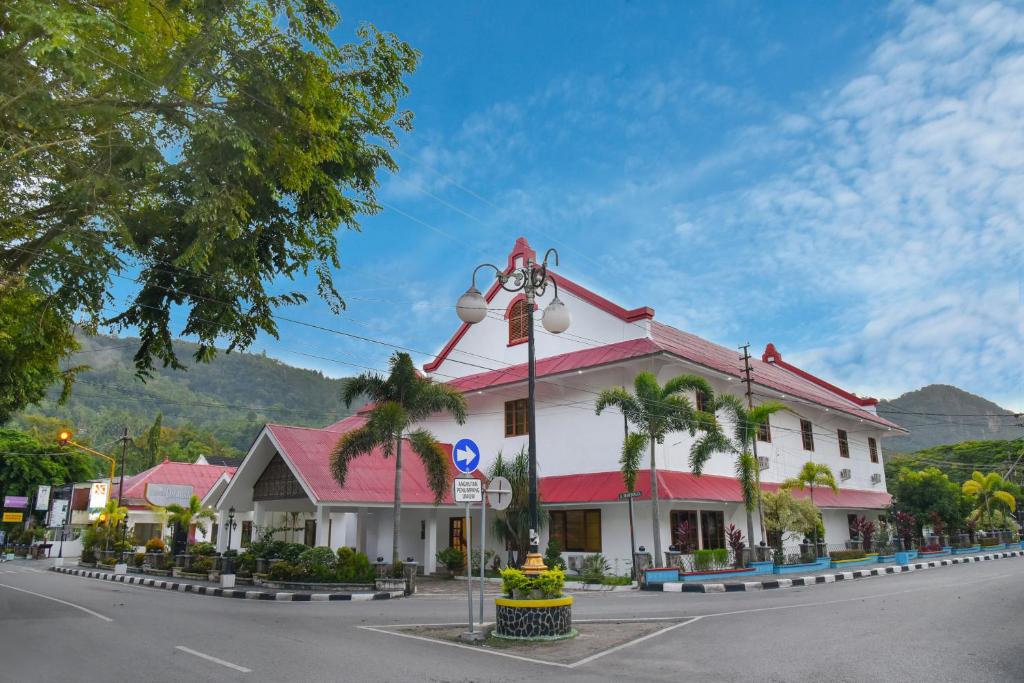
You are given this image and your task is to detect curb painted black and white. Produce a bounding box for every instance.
[656,550,1024,594]
[50,566,404,602]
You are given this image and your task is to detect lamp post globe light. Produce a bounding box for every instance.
[456,247,570,575]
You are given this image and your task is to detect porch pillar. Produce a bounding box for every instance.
[423,512,438,574]
[215,510,229,553]
[696,510,704,550]
[357,507,368,554]
[252,501,265,536]
[315,505,330,547]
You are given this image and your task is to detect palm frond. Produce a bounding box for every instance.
[689,427,732,474]
[341,373,388,408]
[405,428,450,504]
[330,425,384,486]
[735,451,759,512]
[620,432,647,492]
[409,382,468,424]
[595,387,638,419]
[661,374,713,402]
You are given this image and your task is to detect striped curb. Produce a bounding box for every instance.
[49,566,403,602]
[656,550,1023,594]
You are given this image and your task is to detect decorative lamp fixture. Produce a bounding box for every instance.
[541,293,571,333]
[456,286,488,324]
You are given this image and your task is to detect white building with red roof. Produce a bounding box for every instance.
[214,238,905,574]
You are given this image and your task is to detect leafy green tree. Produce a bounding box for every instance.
[161,494,216,537]
[331,352,466,565]
[595,372,716,562]
[889,467,963,534]
[0,429,94,516]
[1,0,418,411]
[962,471,1017,531]
[489,448,548,567]
[781,462,838,546]
[691,394,791,549]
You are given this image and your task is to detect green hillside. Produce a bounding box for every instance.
[878,384,1020,453]
[10,334,354,457]
[885,437,1024,486]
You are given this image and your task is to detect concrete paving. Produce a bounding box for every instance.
[0,553,1021,681]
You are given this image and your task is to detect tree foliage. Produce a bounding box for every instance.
[489,448,548,567]
[0,0,418,414]
[761,490,822,544]
[890,467,963,533]
[961,471,1016,531]
[0,428,95,502]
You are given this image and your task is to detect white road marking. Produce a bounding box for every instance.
[567,616,703,668]
[358,625,572,668]
[174,646,252,673]
[0,582,112,622]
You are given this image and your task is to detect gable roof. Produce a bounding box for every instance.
[265,421,481,505]
[121,460,237,505]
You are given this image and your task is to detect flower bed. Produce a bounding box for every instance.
[495,568,574,640]
[253,577,375,591]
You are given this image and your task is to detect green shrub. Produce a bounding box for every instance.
[99,557,116,567]
[543,540,566,570]
[391,559,405,579]
[298,546,338,581]
[113,540,134,554]
[979,536,1001,547]
[81,548,97,563]
[133,552,146,568]
[499,567,565,599]
[237,551,256,575]
[601,575,632,586]
[337,546,354,565]
[693,549,715,572]
[712,548,729,567]
[189,542,216,556]
[829,550,868,561]
[580,554,610,583]
[436,546,466,572]
[191,556,214,572]
[144,537,166,553]
[269,561,298,581]
[334,549,373,583]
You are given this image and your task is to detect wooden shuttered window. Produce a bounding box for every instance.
[838,429,850,458]
[868,438,879,463]
[508,299,529,344]
[549,510,601,552]
[504,398,529,436]
[800,419,815,452]
[757,419,771,443]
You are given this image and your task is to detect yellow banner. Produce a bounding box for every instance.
[2,512,24,523]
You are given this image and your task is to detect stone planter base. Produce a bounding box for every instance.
[494,597,574,640]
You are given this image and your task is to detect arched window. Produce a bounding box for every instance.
[508,298,529,345]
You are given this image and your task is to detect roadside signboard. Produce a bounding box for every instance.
[2,512,24,523]
[88,482,109,520]
[35,485,51,510]
[49,500,69,528]
[453,476,483,503]
[3,496,28,509]
[486,476,513,511]
[144,483,193,508]
[452,438,481,474]
[618,491,642,500]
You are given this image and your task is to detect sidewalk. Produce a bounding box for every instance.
[50,565,404,602]
[655,548,1024,594]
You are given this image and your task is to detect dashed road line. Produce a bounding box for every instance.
[174,646,252,673]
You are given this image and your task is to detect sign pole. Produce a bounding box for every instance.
[465,500,474,637]
[479,494,486,624]
[628,495,637,579]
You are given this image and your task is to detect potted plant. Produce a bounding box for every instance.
[495,567,574,640]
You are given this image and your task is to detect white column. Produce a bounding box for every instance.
[357,507,368,554]
[696,510,704,551]
[315,505,330,547]
[215,511,228,552]
[424,512,438,574]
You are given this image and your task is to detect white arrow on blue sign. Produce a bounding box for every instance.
[452,438,481,474]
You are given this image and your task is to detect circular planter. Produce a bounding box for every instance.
[494,597,575,640]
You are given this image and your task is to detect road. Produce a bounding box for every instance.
[0,556,1021,682]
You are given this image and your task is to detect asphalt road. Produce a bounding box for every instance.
[1,556,1021,682]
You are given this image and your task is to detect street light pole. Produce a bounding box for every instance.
[456,247,571,575]
[117,427,130,564]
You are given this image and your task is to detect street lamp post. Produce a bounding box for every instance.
[456,247,571,575]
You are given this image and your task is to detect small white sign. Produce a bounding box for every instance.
[145,483,194,508]
[35,485,51,510]
[49,499,69,527]
[453,477,483,503]
[88,482,109,520]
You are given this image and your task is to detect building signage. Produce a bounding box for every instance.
[35,485,51,510]
[88,482,110,520]
[618,491,642,500]
[145,483,193,508]
[3,495,28,509]
[49,500,69,527]
[2,512,24,523]
[452,438,481,474]
[453,476,483,503]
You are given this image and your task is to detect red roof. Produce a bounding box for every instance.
[265,422,481,505]
[540,470,891,509]
[443,321,901,431]
[121,460,237,505]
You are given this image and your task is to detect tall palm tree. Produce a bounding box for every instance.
[96,498,128,551]
[691,394,791,549]
[164,494,217,537]
[962,471,1016,531]
[331,352,467,565]
[488,448,547,566]
[596,371,715,563]
[781,462,838,547]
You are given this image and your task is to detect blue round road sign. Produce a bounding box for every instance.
[452,438,481,474]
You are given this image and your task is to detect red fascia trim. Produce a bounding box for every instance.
[551,274,655,323]
[762,343,878,407]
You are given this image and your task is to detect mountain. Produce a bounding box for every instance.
[10,334,354,454]
[884,437,1024,486]
[878,384,1021,453]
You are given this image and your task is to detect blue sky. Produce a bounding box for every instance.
[120,1,1024,410]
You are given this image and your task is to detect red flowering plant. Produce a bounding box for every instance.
[849,516,877,551]
[725,524,746,568]
[895,511,917,546]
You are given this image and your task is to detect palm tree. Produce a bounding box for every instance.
[691,394,791,551]
[962,471,1016,531]
[96,498,128,551]
[595,371,716,563]
[164,494,217,539]
[781,462,838,547]
[488,448,547,567]
[331,352,467,565]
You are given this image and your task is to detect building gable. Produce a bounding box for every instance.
[253,453,307,502]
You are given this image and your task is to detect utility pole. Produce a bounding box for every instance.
[116,427,131,565]
[739,344,766,548]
